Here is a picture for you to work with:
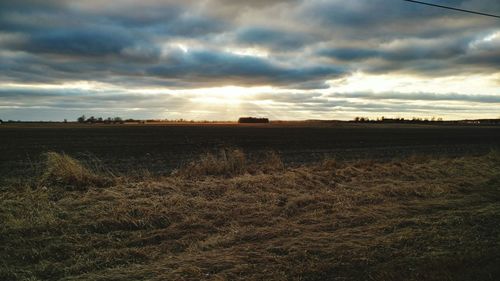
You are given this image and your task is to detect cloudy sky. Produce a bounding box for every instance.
[1,0,499,121]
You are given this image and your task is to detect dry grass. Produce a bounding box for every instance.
[257,151,285,173]
[1,151,499,280]
[174,148,247,178]
[39,152,114,190]
[174,149,285,178]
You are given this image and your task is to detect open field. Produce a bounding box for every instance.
[1,122,499,178]
[1,149,499,280]
[1,123,500,280]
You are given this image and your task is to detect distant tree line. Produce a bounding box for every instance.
[351,116,500,125]
[353,116,444,123]
[75,116,231,124]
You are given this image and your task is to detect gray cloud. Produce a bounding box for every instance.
[0,45,346,89]
[299,0,499,37]
[236,27,318,51]
[11,29,137,57]
[317,32,500,75]
[148,48,345,86]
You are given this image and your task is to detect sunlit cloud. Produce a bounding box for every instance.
[328,72,500,95]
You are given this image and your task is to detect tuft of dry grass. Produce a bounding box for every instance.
[39,152,114,190]
[174,149,286,178]
[174,148,247,178]
[258,151,285,173]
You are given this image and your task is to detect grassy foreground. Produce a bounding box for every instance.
[1,151,500,280]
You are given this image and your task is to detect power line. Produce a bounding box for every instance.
[403,0,500,19]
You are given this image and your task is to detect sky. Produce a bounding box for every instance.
[0,0,499,121]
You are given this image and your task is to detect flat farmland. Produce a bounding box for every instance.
[1,122,499,177]
[2,123,500,280]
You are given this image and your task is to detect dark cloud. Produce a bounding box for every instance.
[1,48,346,90]
[12,29,136,57]
[236,27,317,50]
[147,48,345,87]
[317,31,500,75]
[300,0,498,37]
[319,48,380,61]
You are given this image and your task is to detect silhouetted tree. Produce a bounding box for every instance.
[77,115,86,123]
[86,116,97,123]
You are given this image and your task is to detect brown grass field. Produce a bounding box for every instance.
[1,147,499,280]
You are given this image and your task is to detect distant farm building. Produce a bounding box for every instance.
[238,117,270,124]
